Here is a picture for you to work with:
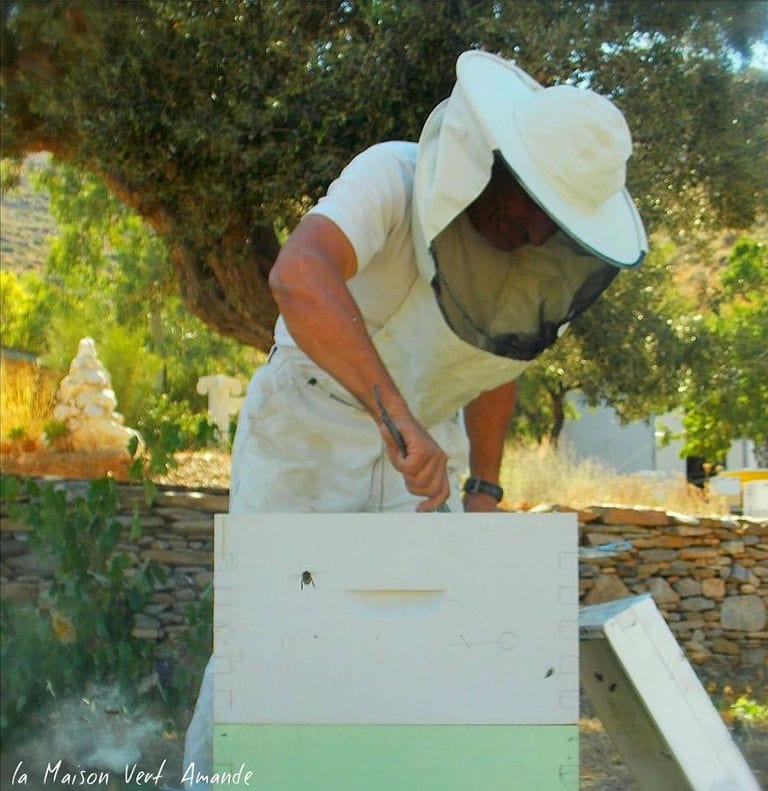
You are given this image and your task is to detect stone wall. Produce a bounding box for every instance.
[568,503,768,667]
[1,481,766,669]
[1,482,223,643]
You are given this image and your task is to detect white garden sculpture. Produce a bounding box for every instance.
[52,337,143,454]
[196,374,244,442]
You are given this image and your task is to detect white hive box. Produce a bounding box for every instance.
[213,512,579,790]
[743,479,768,518]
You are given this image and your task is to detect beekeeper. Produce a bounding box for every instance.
[182,49,647,786]
[228,49,646,516]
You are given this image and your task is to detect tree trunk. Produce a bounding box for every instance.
[548,385,566,445]
[170,221,279,352]
[98,172,281,353]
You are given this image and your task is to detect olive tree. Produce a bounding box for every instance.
[3,0,766,352]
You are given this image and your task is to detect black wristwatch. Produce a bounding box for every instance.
[462,477,504,502]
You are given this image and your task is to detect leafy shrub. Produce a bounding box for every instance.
[27,478,165,680]
[134,393,226,474]
[7,425,28,441]
[0,602,76,739]
[97,324,164,428]
[731,695,768,724]
[0,269,52,354]
[42,418,70,450]
[1,475,166,741]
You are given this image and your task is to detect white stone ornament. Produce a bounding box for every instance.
[51,337,144,454]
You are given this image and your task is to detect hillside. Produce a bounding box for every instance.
[0,154,58,275]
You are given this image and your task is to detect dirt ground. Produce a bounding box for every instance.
[3,449,766,789]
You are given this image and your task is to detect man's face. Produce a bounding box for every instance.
[466,163,558,252]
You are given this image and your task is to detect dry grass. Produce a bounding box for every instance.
[500,439,731,516]
[155,442,732,517]
[0,371,734,518]
[0,358,60,449]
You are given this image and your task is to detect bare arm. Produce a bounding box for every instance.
[462,380,517,512]
[268,214,450,511]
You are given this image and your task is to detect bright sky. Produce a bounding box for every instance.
[750,40,768,70]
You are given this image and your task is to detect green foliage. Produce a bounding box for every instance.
[0,474,174,741]
[0,269,52,352]
[0,270,30,348]
[0,156,23,190]
[1,473,215,739]
[512,243,690,442]
[127,394,224,480]
[2,1,767,349]
[681,239,768,462]
[139,392,220,449]
[7,476,166,689]
[152,296,260,407]
[39,314,92,372]
[0,602,74,738]
[510,364,577,444]
[0,472,23,501]
[730,695,768,723]
[32,161,172,325]
[98,324,164,428]
[7,425,28,441]
[42,417,69,449]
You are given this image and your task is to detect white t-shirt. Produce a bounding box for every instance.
[273,142,420,346]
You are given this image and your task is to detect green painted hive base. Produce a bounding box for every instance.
[213,724,578,790]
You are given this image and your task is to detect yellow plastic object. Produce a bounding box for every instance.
[719,469,768,484]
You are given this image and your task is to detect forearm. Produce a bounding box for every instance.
[271,254,405,418]
[269,218,408,421]
[463,380,517,483]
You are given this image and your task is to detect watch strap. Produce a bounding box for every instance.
[463,477,504,502]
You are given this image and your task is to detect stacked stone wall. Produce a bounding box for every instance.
[2,482,766,669]
[568,504,768,666]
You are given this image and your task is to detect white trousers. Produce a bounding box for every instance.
[182,346,469,786]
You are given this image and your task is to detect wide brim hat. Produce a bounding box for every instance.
[414,51,647,269]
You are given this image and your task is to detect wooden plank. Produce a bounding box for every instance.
[580,594,759,791]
